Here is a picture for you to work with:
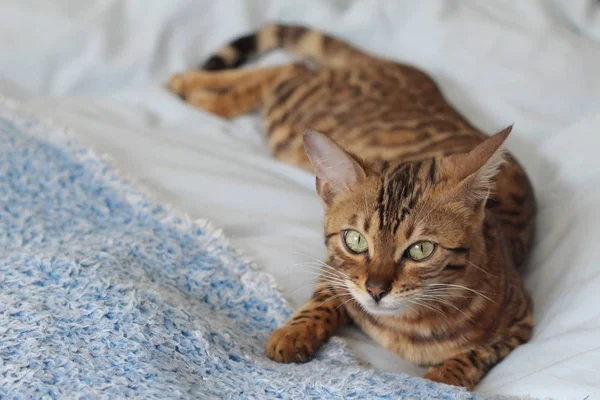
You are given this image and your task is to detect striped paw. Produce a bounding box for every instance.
[424,364,474,390]
[266,324,320,363]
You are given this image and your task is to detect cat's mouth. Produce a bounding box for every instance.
[347,286,409,316]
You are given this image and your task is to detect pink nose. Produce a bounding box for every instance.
[366,281,390,302]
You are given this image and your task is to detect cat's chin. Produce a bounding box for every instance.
[359,301,408,317]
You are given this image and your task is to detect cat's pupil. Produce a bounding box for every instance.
[345,230,367,253]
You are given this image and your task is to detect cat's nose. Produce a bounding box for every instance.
[366,280,391,302]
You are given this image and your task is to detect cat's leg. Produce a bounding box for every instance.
[425,298,533,389]
[168,64,305,119]
[169,65,291,93]
[424,332,531,390]
[266,280,350,363]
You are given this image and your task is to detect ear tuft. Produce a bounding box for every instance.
[303,129,365,204]
[443,125,512,205]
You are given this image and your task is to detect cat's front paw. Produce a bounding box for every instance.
[424,365,474,390]
[266,324,319,363]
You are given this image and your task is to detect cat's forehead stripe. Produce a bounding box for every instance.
[377,159,436,233]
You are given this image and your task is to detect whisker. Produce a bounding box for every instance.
[407,298,447,320]
[418,295,473,321]
[465,259,499,277]
[293,260,335,268]
[301,274,349,288]
[293,261,347,275]
[335,296,356,311]
[292,254,350,278]
[403,302,417,314]
[315,292,352,308]
[296,268,343,279]
[294,268,347,283]
[317,295,352,309]
[303,282,349,293]
[293,262,339,272]
[303,278,349,289]
[291,269,348,295]
[290,283,324,296]
[294,264,336,272]
[426,283,497,304]
[411,302,449,325]
[308,278,349,289]
[422,287,475,299]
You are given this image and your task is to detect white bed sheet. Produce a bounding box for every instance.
[2,1,600,398]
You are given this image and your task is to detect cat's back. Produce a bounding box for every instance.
[264,61,487,167]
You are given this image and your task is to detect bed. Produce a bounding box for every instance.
[1,0,600,398]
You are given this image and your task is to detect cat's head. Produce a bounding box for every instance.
[303,127,511,316]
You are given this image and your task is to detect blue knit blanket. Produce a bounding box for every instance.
[0,98,528,399]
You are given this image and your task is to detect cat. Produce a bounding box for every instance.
[168,23,535,390]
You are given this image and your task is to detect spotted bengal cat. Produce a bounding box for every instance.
[168,23,536,390]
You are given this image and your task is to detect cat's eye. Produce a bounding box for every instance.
[406,241,436,261]
[343,230,368,254]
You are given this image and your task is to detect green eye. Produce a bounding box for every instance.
[344,230,368,254]
[407,241,436,261]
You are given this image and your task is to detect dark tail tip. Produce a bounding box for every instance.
[200,56,228,71]
[199,33,258,71]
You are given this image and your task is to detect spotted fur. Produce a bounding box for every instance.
[168,23,535,390]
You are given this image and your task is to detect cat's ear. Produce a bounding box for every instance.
[442,125,512,206]
[303,129,365,204]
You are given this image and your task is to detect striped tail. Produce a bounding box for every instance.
[201,23,374,70]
